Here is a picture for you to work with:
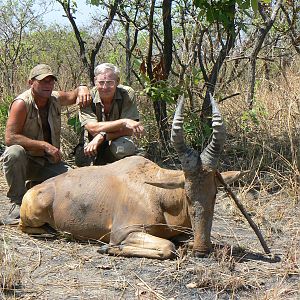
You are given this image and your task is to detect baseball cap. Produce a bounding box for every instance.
[28,64,57,81]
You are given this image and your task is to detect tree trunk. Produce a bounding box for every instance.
[57,0,121,85]
[247,0,283,108]
[200,29,235,121]
[146,0,173,149]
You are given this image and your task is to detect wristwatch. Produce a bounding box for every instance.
[99,131,107,141]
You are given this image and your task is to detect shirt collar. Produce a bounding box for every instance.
[93,86,121,104]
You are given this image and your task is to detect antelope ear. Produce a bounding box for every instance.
[145,174,185,190]
[216,170,249,186]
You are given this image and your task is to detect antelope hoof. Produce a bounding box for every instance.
[192,249,211,258]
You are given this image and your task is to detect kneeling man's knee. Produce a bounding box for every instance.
[110,137,136,159]
[2,145,26,163]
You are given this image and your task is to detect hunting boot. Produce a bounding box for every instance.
[1,202,21,225]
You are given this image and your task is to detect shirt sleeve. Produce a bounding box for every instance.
[78,87,98,126]
[119,86,140,120]
[79,105,98,126]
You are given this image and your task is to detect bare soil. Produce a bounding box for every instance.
[0,169,299,300]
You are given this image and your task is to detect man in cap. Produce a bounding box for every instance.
[76,63,144,166]
[1,64,91,225]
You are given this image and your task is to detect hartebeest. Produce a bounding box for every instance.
[19,95,242,259]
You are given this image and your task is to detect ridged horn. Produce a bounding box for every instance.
[171,95,199,171]
[200,93,226,169]
[171,95,188,157]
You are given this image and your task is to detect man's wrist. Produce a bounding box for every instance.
[78,84,89,90]
[99,131,107,141]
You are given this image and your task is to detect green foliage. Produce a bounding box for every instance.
[184,111,212,150]
[0,101,10,124]
[0,97,12,143]
[89,0,101,5]
[193,0,268,28]
[142,80,181,104]
[59,0,79,13]
[194,0,239,28]
[190,67,204,86]
[67,115,81,134]
[250,0,258,13]
[240,103,268,132]
[0,112,8,126]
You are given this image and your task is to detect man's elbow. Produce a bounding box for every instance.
[84,124,99,137]
[5,135,14,146]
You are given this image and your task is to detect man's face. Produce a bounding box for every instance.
[30,76,55,99]
[94,70,118,101]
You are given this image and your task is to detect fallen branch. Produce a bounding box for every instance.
[216,171,271,255]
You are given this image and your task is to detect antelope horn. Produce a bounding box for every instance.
[171,95,199,171]
[171,95,188,157]
[200,93,226,169]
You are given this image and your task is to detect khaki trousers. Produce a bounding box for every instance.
[1,145,70,204]
[75,136,137,167]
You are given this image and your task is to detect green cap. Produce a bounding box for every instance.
[29,64,57,81]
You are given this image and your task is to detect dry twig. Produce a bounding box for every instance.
[216,172,271,255]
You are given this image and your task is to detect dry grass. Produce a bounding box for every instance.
[222,69,299,184]
[0,236,23,299]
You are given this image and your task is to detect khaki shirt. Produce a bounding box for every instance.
[79,85,139,125]
[11,89,61,159]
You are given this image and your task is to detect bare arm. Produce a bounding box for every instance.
[84,119,127,136]
[59,85,91,107]
[5,100,62,163]
[83,119,144,157]
[85,118,144,139]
